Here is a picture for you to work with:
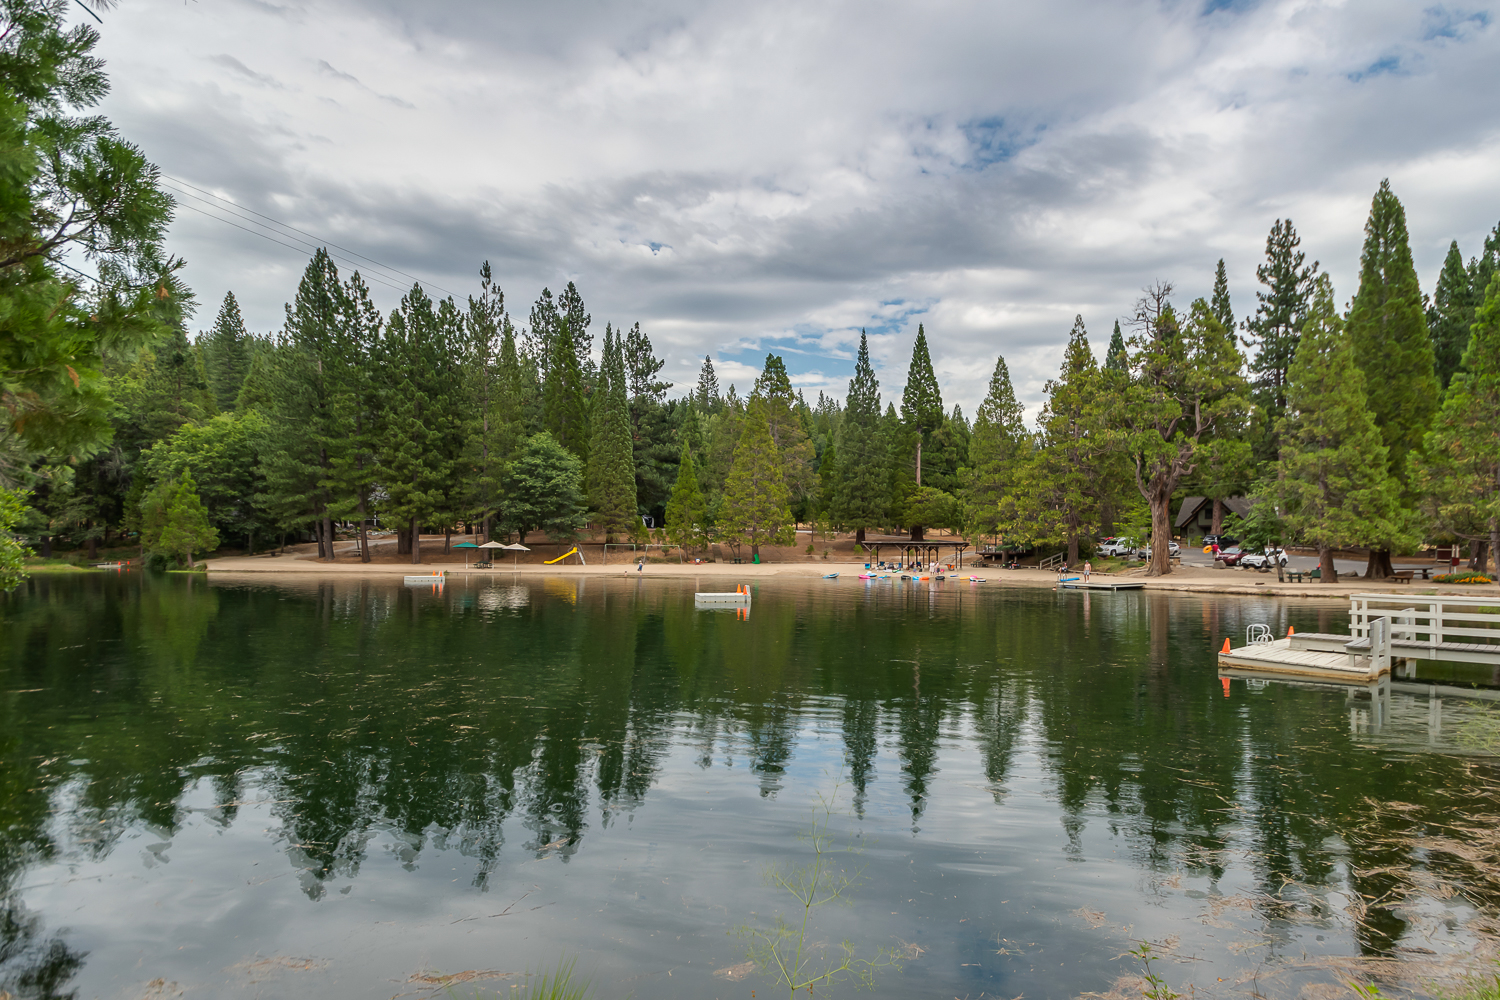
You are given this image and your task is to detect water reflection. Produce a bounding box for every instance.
[0,574,1496,999]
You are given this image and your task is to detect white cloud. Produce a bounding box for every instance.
[91,0,1500,420]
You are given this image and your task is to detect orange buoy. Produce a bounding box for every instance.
[1221,677,1231,697]
[1220,638,1231,653]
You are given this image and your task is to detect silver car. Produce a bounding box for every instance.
[1238,549,1288,569]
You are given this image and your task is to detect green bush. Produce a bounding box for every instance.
[1434,572,1496,585]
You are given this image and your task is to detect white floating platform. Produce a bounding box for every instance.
[694,592,750,605]
[404,575,447,586]
[1060,581,1145,591]
[1218,637,1383,683]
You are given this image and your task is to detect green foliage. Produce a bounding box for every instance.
[0,0,191,460]
[1105,319,1128,373]
[498,432,588,543]
[142,411,267,549]
[827,332,888,533]
[900,323,944,433]
[1430,240,1476,390]
[966,353,1028,535]
[694,354,720,410]
[903,485,961,534]
[585,325,637,538]
[735,784,902,1000]
[201,291,252,413]
[719,396,794,557]
[1210,257,1234,333]
[1347,179,1439,488]
[663,441,708,553]
[1270,275,1412,557]
[1244,218,1319,465]
[754,353,818,514]
[1433,572,1494,585]
[0,485,31,589]
[1414,271,1500,563]
[139,472,218,567]
[1129,942,1182,1000]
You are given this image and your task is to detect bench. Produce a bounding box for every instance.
[1285,570,1305,583]
[1391,570,1413,584]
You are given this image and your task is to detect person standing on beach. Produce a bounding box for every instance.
[1084,560,1092,582]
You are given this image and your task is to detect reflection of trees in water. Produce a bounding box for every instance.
[3,577,1499,977]
[0,899,86,1000]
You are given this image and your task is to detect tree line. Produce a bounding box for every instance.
[1,3,1497,583]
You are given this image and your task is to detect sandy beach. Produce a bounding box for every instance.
[201,539,1499,599]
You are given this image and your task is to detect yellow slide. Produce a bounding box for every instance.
[544,546,586,565]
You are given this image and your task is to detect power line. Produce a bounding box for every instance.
[161,173,463,298]
[168,199,410,295]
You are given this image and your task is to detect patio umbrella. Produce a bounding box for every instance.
[454,541,478,568]
[477,540,505,568]
[504,542,530,568]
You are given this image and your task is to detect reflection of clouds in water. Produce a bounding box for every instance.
[477,586,529,615]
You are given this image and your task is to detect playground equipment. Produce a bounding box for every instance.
[544,546,587,565]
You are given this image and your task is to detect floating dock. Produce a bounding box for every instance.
[1219,593,1500,685]
[695,585,751,606]
[1059,580,1145,591]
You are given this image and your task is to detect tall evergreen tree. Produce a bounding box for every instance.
[318,271,383,561]
[1413,271,1500,573]
[586,326,638,539]
[1210,259,1234,333]
[1429,240,1475,389]
[528,288,560,375]
[1271,275,1411,581]
[542,318,588,461]
[695,355,721,410]
[1115,284,1252,576]
[965,354,1027,536]
[556,281,594,383]
[752,353,818,515]
[899,324,944,536]
[827,331,888,541]
[1104,320,1128,373]
[663,441,709,555]
[1346,179,1439,577]
[1243,219,1319,465]
[719,396,794,560]
[201,291,252,413]
[624,322,670,403]
[462,261,517,541]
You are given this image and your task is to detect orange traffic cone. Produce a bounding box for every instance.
[1221,677,1231,697]
[1287,625,1295,636]
[1220,638,1231,653]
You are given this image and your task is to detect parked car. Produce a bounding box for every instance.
[1099,537,1137,557]
[1218,546,1245,565]
[1202,534,1238,549]
[1238,548,1288,570]
[1137,541,1181,559]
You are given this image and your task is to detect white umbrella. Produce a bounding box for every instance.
[476,540,505,568]
[503,542,530,567]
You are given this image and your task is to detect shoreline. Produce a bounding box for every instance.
[199,554,1499,600]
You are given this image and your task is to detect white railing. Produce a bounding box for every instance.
[1349,593,1500,649]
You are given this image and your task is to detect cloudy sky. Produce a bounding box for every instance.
[92,0,1500,418]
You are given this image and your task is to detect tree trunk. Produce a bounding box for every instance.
[1475,539,1490,575]
[483,515,493,542]
[1363,549,1394,579]
[186,549,194,569]
[1319,546,1339,583]
[751,542,760,559]
[40,535,51,558]
[855,526,865,544]
[1490,516,1499,577]
[86,536,97,561]
[410,518,422,564]
[247,528,254,557]
[1146,489,1172,577]
[1067,511,1080,566]
[324,517,335,560]
[357,498,370,564]
[1211,498,1224,536]
[444,527,451,554]
[396,528,410,555]
[909,524,924,542]
[1099,499,1115,539]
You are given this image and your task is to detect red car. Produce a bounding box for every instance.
[1218,546,1245,565]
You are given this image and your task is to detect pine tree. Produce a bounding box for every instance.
[695,355,721,410]
[1244,219,1319,465]
[1210,259,1234,333]
[663,441,709,555]
[827,331,888,540]
[899,324,945,536]
[557,281,594,383]
[528,288,560,376]
[1272,275,1411,581]
[586,326,638,539]
[462,261,520,541]
[719,396,794,560]
[752,353,818,514]
[1347,179,1439,482]
[542,317,588,460]
[202,291,252,413]
[1104,321,1128,373]
[1472,220,1500,307]
[1429,240,1475,389]
[1413,271,1500,572]
[1116,284,1252,576]
[624,322,670,403]
[966,354,1027,535]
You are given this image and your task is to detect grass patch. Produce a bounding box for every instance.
[21,559,97,573]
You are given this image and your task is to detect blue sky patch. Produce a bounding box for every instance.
[1421,5,1491,40]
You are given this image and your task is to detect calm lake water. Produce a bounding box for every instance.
[2,573,1498,1000]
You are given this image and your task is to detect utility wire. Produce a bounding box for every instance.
[161,173,462,298]
[168,198,410,295]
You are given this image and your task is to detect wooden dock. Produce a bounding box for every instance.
[1060,580,1145,592]
[1218,594,1500,685]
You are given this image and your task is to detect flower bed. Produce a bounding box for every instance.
[1433,571,1497,585]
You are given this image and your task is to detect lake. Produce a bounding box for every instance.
[2,573,1497,1000]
